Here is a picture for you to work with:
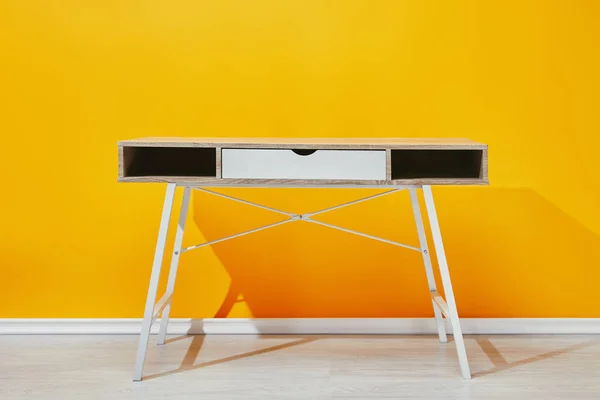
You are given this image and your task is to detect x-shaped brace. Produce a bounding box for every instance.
[180,187,420,254]
[133,183,472,381]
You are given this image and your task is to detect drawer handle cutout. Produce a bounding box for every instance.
[291,149,317,156]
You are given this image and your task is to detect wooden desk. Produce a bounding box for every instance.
[118,137,489,381]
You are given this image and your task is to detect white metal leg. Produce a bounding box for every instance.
[157,186,192,345]
[409,188,448,343]
[133,183,177,382]
[422,185,471,379]
[131,185,471,380]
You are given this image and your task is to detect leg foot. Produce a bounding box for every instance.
[422,185,471,379]
[133,183,177,381]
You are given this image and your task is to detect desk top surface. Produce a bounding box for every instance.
[119,137,486,150]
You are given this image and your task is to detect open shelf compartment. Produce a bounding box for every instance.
[391,149,484,180]
[120,146,217,179]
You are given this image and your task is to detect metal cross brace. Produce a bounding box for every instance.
[133,184,472,381]
[181,187,420,254]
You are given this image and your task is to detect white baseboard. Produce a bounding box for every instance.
[1,318,599,335]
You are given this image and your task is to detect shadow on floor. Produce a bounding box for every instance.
[473,336,600,378]
[144,334,600,381]
[143,335,319,381]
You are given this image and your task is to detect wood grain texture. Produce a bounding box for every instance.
[118,145,124,179]
[119,137,487,150]
[0,334,598,399]
[118,176,488,186]
[481,148,489,180]
[118,146,136,180]
[385,149,392,180]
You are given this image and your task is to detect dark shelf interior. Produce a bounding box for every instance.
[122,146,216,177]
[391,149,483,179]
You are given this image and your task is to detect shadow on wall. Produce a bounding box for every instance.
[181,187,600,318]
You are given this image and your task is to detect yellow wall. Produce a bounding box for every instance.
[1,1,599,318]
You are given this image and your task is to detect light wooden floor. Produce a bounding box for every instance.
[1,334,599,399]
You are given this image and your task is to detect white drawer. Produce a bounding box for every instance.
[222,149,386,180]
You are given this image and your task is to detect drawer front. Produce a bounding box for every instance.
[222,149,387,180]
